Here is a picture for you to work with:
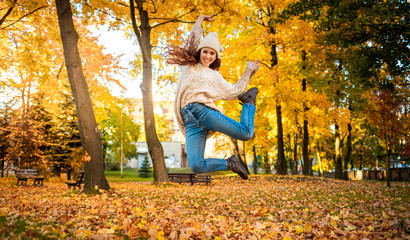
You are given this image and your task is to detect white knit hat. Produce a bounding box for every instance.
[197,32,224,57]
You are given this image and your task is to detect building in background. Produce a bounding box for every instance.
[126,142,187,169]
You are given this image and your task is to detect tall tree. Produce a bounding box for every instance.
[279,0,409,179]
[55,0,109,191]
[301,50,311,175]
[279,0,409,80]
[343,104,353,180]
[129,0,168,183]
[365,85,406,187]
[128,0,226,182]
[247,4,287,175]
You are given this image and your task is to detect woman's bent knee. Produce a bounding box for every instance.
[189,160,207,173]
[190,164,206,173]
[238,129,254,141]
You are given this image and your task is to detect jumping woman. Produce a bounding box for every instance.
[165,15,260,180]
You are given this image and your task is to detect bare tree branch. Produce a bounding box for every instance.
[150,0,157,14]
[83,1,129,24]
[130,0,142,43]
[130,0,149,62]
[260,62,272,70]
[151,3,197,28]
[2,5,47,30]
[152,18,194,28]
[56,62,65,80]
[153,0,226,29]
[212,0,226,17]
[116,2,130,8]
[261,7,268,16]
[0,0,17,27]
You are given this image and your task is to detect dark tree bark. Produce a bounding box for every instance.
[276,104,287,174]
[253,145,258,174]
[130,0,168,183]
[230,137,243,162]
[316,142,324,177]
[267,6,286,175]
[301,50,311,176]
[287,134,293,174]
[302,101,310,175]
[55,0,109,191]
[230,137,249,174]
[387,148,392,187]
[241,141,247,166]
[343,122,352,180]
[343,102,353,180]
[293,133,298,174]
[1,160,4,178]
[0,0,16,27]
[263,151,271,174]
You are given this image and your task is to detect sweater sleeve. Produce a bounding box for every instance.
[186,17,204,48]
[217,67,254,100]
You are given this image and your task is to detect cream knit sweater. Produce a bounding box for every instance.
[175,19,258,138]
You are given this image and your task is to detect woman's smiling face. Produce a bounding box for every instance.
[199,47,217,67]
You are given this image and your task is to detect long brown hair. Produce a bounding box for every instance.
[165,36,221,71]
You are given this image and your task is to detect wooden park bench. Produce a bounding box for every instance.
[66,171,84,190]
[168,173,212,186]
[15,169,45,187]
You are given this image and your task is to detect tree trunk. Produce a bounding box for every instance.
[253,145,258,174]
[301,51,311,176]
[335,124,343,179]
[302,119,310,175]
[292,133,298,174]
[130,0,168,183]
[268,12,286,175]
[264,151,270,174]
[241,141,247,167]
[387,148,392,187]
[343,122,352,180]
[288,134,293,174]
[276,104,287,174]
[316,143,323,177]
[55,0,109,191]
[230,137,249,174]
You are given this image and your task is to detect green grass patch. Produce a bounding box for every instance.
[105,167,237,182]
[0,216,67,239]
[166,167,194,173]
[104,168,153,182]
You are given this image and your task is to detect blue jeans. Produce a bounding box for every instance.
[181,102,256,173]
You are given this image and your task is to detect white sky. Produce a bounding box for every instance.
[93,26,175,102]
[0,26,174,107]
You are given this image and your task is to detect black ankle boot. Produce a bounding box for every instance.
[226,155,249,180]
[238,87,258,106]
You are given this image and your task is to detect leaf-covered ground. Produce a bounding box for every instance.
[0,176,409,239]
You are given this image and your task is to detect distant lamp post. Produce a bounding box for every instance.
[120,106,124,178]
[120,98,124,179]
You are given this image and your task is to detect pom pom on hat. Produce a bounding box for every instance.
[197,32,224,57]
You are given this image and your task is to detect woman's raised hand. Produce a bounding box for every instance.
[201,15,215,22]
[246,60,261,78]
[246,60,260,71]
